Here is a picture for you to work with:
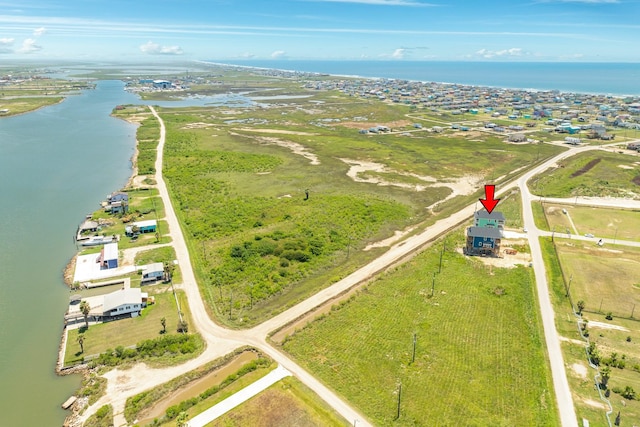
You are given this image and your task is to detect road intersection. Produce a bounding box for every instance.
[81,107,638,426]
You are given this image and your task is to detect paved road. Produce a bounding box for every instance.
[81,112,636,427]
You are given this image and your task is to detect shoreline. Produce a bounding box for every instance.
[199,60,640,98]
[0,96,66,119]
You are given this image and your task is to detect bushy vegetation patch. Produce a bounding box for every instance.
[163,357,271,420]
[84,404,113,427]
[124,347,264,423]
[91,333,202,367]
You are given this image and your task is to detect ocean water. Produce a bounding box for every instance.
[209,60,640,96]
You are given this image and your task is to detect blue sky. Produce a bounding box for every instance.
[0,0,638,62]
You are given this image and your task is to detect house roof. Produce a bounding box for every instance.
[467,226,503,239]
[102,242,118,261]
[474,209,505,221]
[102,288,147,313]
[143,262,164,275]
[133,219,157,228]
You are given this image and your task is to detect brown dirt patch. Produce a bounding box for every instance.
[571,158,601,178]
[632,175,640,186]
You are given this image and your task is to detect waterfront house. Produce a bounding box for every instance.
[108,192,129,203]
[125,219,157,236]
[102,288,148,318]
[141,262,165,284]
[100,242,118,269]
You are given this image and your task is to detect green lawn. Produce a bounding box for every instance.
[65,290,193,366]
[282,231,557,426]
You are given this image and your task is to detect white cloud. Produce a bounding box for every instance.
[139,41,183,55]
[18,38,42,53]
[476,47,527,59]
[391,48,405,59]
[237,52,255,58]
[33,27,46,36]
[309,0,436,6]
[271,50,286,58]
[0,37,13,53]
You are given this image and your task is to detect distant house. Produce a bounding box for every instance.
[565,137,581,145]
[100,242,118,269]
[141,262,165,284]
[509,133,526,143]
[125,219,157,237]
[102,288,148,318]
[465,227,502,257]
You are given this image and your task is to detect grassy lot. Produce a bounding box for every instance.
[210,377,349,427]
[148,81,565,327]
[65,290,193,366]
[542,204,640,241]
[281,230,557,426]
[533,150,640,198]
[554,239,640,320]
[134,246,182,284]
[0,96,64,115]
[540,236,640,426]
[496,188,523,229]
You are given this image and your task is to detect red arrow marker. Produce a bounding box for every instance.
[479,184,500,214]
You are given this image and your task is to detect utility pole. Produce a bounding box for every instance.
[229,291,233,319]
[412,333,417,364]
[566,274,573,297]
[431,272,436,297]
[395,383,402,420]
[439,243,445,273]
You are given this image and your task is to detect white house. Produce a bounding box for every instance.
[141,262,165,284]
[100,242,118,269]
[102,288,148,318]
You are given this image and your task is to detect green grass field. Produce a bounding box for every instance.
[542,204,640,241]
[281,231,557,426]
[125,81,566,327]
[539,237,640,426]
[533,150,640,198]
[554,240,640,321]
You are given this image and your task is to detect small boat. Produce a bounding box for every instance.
[80,235,114,246]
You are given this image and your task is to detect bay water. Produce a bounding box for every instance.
[0,80,141,426]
